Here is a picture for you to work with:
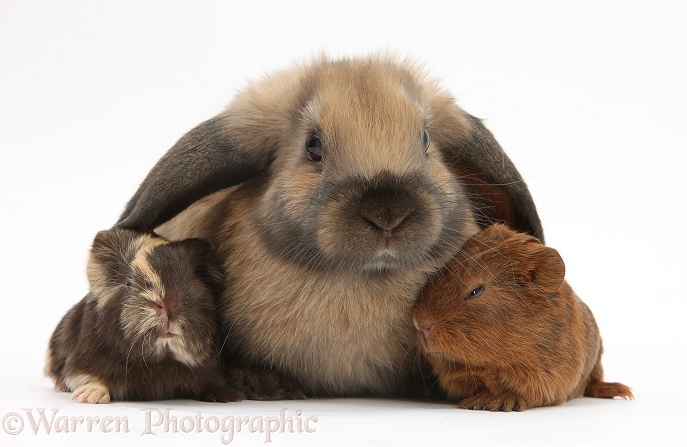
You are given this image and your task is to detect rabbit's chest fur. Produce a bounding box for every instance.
[157,187,438,395]
[228,263,422,395]
[220,202,429,396]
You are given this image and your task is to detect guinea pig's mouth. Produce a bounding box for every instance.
[158,319,180,339]
[415,331,436,353]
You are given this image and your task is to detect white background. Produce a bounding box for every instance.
[1,1,686,445]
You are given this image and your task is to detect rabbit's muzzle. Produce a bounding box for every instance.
[316,172,454,272]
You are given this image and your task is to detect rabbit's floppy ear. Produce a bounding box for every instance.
[437,112,545,243]
[116,60,305,232]
[116,114,268,231]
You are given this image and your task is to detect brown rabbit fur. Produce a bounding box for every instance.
[119,55,543,397]
[45,228,243,403]
[413,224,633,411]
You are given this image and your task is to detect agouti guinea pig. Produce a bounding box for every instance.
[413,224,633,411]
[45,228,243,404]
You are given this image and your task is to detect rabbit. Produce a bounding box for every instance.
[113,55,544,397]
[45,228,244,403]
[413,224,633,411]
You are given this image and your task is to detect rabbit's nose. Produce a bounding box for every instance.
[360,210,411,235]
[357,177,416,238]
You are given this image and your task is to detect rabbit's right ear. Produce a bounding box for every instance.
[434,111,545,243]
[116,114,269,231]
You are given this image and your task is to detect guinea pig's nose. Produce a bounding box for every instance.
[421,322,435,339]
[155,296,181,318]
[413,316,436,338]
[166,296,181,316]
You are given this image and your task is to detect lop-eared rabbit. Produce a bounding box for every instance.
[116,55,543,397]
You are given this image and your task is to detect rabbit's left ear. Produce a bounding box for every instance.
[115,114,269,231]
[436,112,545,243]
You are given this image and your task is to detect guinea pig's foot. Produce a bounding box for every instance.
[71,383,111,404]
[458,391,528,412]
[585,381,634,400]
[227,366,308,401]
[201,386,245,403]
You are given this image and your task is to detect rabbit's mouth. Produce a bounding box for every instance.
[363,248,402,272]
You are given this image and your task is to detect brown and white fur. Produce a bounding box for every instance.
[117,55,544,397]
[413,224,633,411]
[45,228,243,403]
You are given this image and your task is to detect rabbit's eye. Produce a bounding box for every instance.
[306,133,323,162]
[422,130,430,152]
[465,285,484,300]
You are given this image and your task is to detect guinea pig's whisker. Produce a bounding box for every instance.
[507,285,538,319]
[417,350,441,395]
[141,333,153,375]
[218,332,231,358]
[396,343,423,393]
[223,278,265,344]
[463,357,481,391]
[124,339,137,400]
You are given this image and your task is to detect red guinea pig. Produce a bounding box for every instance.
[413,224,633,411]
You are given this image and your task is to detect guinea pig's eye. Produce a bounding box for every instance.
[422,129,430,152]
[465,285,484,300]
[125,279,133,293]
[306,132,323,162]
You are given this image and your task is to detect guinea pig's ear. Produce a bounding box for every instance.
[519,244,566,295]
[87,229,140,299]
[435,109,544,243]
[115,115,269,231]
[461,224,527,258]
[177,239,225,295]
[476,223,518,244]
